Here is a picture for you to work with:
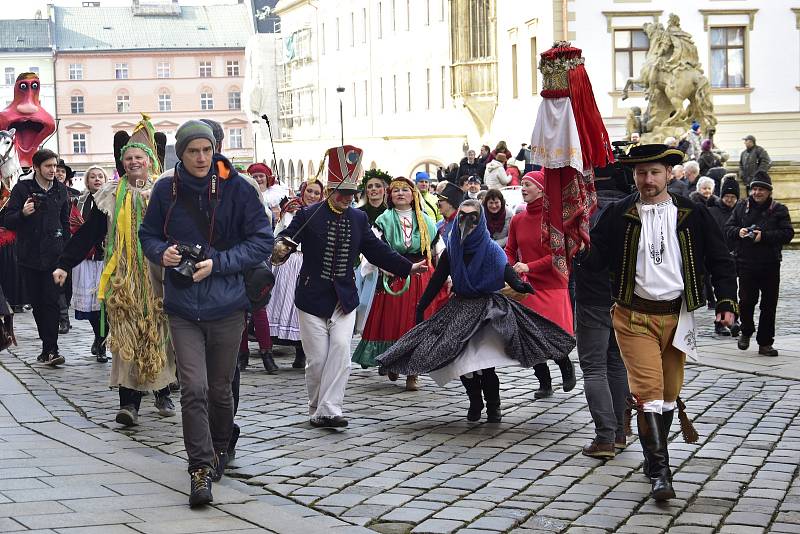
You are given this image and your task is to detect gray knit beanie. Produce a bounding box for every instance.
[175,120,216,161]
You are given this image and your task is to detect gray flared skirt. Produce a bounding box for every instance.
[376,293,575,377]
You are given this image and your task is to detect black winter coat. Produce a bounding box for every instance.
[3,178,70,271]
[724,197,794,270]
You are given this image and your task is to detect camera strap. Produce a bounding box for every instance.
[164,172,223,248]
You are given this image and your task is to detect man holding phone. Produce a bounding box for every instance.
[3,149,70,365]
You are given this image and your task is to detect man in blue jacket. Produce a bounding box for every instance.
[139,120,272,508]
[273,145,427,430]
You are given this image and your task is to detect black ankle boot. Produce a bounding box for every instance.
[96,339,108,363]
[292,345,306,369]
[480,370,502,423]
[460,375,483,422]
[237,352,249,371]
[559,358,576,392]
[261,350,278,374]
[638,411,675,501]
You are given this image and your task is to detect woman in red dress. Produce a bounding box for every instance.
[505,171,576,398]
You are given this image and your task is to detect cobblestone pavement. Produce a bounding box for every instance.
[1,252,799,534]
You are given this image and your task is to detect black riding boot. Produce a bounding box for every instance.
[643,409,674,478]
[460,374,484,422]
[638,411,675,501]
[481,369,502,423]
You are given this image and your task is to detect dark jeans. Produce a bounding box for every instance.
[739,265,780,347]
[575,303,629,443]
[20,266,60,352]
[118,386,171,411]
[170,312,244,472]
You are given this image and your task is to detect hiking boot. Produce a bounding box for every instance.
[405,375,420,391]
[260,350,278,374]
[534,386,553,399]
[582,440,615,459]
[188,467,213,507]
[155,395,175,417]
[45,351,65,367]
[292,345,306,369]
[758,345,779,357]
[115,405,138,427]
[211,450,228,482]
[738,335,751,350]
[614,434,628,450]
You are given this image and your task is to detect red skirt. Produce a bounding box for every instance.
[520,287,574,336]
[352,266,434,367]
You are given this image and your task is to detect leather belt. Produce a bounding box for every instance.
[629,294,682,315]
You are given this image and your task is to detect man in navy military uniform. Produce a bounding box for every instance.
[273,146,427,429]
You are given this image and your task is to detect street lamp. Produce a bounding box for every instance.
[336,86,345,145]
[251,120,259,162]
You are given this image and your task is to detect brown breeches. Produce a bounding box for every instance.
[612,305,686,404]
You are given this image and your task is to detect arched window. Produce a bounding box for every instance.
[298,160,304,180]
[308,160,315,179]
[369,160,378,170]
[409,160,445,180]
[288,160,295,185]
[278,160,285,179]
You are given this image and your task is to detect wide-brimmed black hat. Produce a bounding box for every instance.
[436,181,464,207]
[618,144,684,167]
[56,158,75,179]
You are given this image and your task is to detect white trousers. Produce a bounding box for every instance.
[298,306,357,418]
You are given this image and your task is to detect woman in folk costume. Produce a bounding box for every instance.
[265,178,324,370]
[358,169,390,225]
[377,200,575,422]
[354,169,390,333]
[351,176,437,392]
[54,114,176,427]
[67,166,109,363]
[505,171,577,398]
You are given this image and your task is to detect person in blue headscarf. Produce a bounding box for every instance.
[377,199,575,423]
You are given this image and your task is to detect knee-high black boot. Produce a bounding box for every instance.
[638,411,675,501]
[644,408,674,477]
[460,374,483,422]
[481,369,501,423]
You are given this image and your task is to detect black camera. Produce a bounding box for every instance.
[744,224,759,240]
[29,192,47,208]
[173,244,205,279]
